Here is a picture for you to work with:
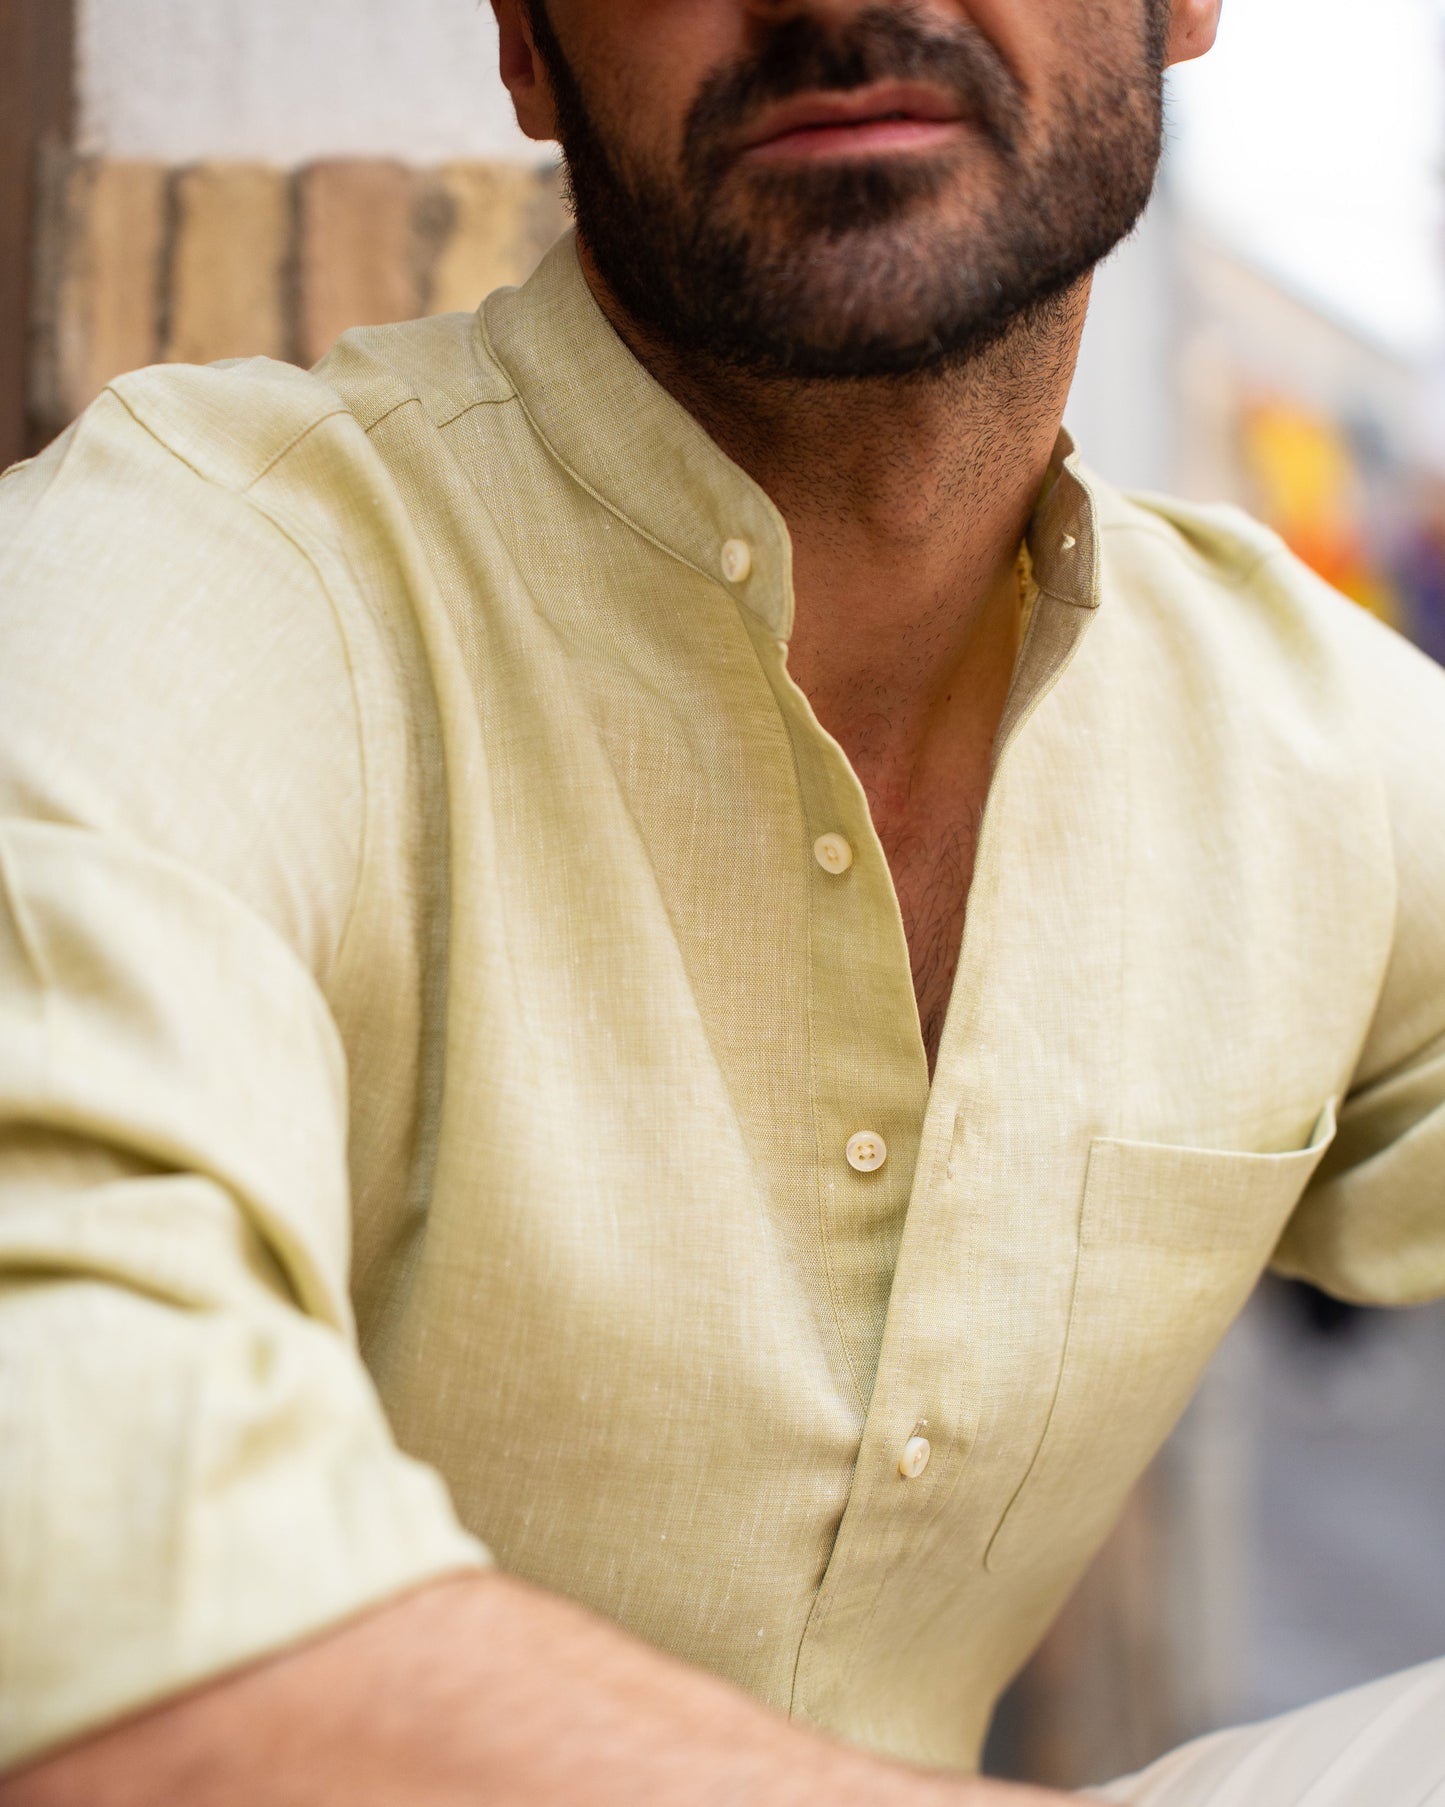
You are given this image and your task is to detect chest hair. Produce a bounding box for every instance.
[881,794,987,1076]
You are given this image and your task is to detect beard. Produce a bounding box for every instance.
[523,2,1168,381]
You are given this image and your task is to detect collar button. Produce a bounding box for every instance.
[720,538,753,584]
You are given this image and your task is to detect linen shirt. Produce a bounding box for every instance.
[2,232,1444,1776]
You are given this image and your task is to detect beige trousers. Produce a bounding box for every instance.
[1089,1660,1445,1806]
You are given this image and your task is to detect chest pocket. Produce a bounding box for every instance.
[984,1101,1337,1575]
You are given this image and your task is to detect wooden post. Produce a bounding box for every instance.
[0,0,75,467]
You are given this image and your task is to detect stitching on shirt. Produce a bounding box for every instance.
[355,388,519,440]
[359,395,429,438]
[821,616,1132,1656]
[478,357,724,589]
[357,379,700,580]
[102,383,348,500]
[787,553,1109,1706]
[244,410,354,492]
[101,392,372,989]
[981,1166,1092,1571]
[1098,518,1286,592]
[983,680,1131,1570]
[748,620,874,1715]
[744,616,870,1421]
[430,393,518,433]
[351,394,427,439]
[1031,580,1095,611]
[724,610,872,1713]
[301,543,381,989]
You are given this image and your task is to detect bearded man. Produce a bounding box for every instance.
[2,2,1444,1802]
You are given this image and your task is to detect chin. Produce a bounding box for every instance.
[713,242,991,375]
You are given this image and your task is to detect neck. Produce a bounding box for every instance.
[579,240,1089,788]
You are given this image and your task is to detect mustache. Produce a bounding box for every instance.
[681,5,1026,184]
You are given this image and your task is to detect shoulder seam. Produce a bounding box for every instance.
[103,381,352,499]
[433,393,517,432]
[1100,515,1283,593]
[100,387,372,987]
[245,407,354,492]
[358,390,517,438]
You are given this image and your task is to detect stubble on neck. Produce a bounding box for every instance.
[579,233,1088,546]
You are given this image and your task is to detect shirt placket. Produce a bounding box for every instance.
[770,515,1103,1731]
[776,651,934,1415]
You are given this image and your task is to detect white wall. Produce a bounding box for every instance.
[76,0,550,165]
[1168,0,1445,362]
[1066,0,1445,489]
[1064,185,1181,494]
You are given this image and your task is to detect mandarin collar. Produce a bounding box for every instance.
[1028,428,1101,613]
[481,231,1101,636]
[483,233,794,637]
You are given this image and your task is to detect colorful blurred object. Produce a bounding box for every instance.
[1398,481,1445,667]
[1241,398,1403,627]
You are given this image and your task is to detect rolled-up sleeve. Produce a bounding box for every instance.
[0,388,484,1772]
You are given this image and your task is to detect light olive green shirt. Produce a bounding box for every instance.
[2,234,1443,1776]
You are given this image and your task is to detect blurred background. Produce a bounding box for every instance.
[2,0,1443,1790]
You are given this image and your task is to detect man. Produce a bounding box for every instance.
[1,0,1442,1800]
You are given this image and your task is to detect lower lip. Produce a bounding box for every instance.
[743,116,965,163]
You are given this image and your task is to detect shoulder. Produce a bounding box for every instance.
[3,303,513,533]
[100,305,514,469]
[312,309,515,431]
[1,355,378,593]
[1084,468,1445,754]
[0,314,507,668]
[1086,469,1445,1093]
[0,357,377,678]
[0,368,375,979]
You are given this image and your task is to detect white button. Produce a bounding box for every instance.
[720,538,753,583]
[1061,533,1077,551]
[846,1130,887,1172]
[899,1436,931,1479]
[813,832,853,875]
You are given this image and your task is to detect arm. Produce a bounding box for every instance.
[0,392,482,1771]
[1,1573,1071,1807]
[1271,579,1445,1304]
